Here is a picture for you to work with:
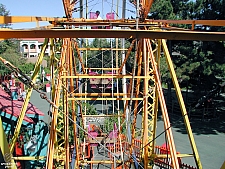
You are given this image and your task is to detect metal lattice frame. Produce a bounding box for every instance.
[1,0,225,168]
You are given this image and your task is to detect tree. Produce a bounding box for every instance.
[86,38,113,68]
[0,39,27,75]
[0,4,10,28]
[193,0,225,20]
[149,0,175,19]
[0,3,27,75]
[147,1,225,114]
[103,113,125,134]
[19,62,35,74]
[179,1,225,90]
[82,38,134,71]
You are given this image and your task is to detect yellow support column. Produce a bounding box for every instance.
[143,39,151,168]
[63,45,69,168]
[146,39,180,169]
[162,39,202,169]
[50,38,56,102]
[0,117,17,169]
[70,39,80,168]
[221,161,225,169]
[46,38,67,169]
[9,38,49,153]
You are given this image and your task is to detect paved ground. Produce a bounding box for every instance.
[152,112,225,169]
[188,117,225,169]
[30,90,225,169]
[30,90,51,124]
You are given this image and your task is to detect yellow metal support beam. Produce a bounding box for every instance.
[12,156,45,160]
[83,114,123,117]
[79,160,122,164]
[68,97,143,101]
[0,29,225,41]
[0,117,17,169]
[84,67,120,70]
[61,75,149,78]
[142,0,154,18]
[144,38,160,167]
[72,93,131,97]
[0,16,66,24]
[118,39,136,74]
[143,39,151,168]
[146,39,180,169]
[50,38,56,102]
[9,38,49,153]
[221,161,225,169]
[131,43,142,158]
[69,39,80,169]
[46,38,66,169]
[155,154,194,158]
[79,48,128,51]
[162,39,202,169]
[74,40,86,74]
[141,38,158,168]
[1,16,225,27]
[151,39,161,155]
[153,19,225,27]
[63,70,70,169]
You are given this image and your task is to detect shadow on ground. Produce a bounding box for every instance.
[158,105,225,135]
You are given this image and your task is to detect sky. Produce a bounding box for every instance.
[0,0,135,29]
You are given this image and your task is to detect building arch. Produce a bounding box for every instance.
[22,44,28,49]
[30,44,36,49]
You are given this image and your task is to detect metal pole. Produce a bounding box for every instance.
[136,0,139,30]
[79,0,84,135]
[80,0,83,19]
[162,39,203,169]
[121,0,129,140]
[71,1,84,168]
[122,1,136,168]
[122,0,126,19]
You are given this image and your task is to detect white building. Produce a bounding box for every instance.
[20,38,50,58]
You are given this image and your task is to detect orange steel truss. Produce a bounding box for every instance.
[1,0,225,169]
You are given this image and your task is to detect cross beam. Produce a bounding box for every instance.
[1,29,225,41]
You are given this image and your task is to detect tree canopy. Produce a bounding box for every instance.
[149,0,225,93]
[1,1,225,95]
[0,3,31,75]
[0,4,10,28]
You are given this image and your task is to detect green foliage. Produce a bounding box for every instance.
[170,40,225,90]
[85,38,115,68]
[193,0,225,20]
[82,102,98,115]
[43,66,50,74]
[0,39,27,75]
[103,112,125,134]
[78,102,98,140]
[18,62,35,74]
[80,38,134,72]
[0,4,30,75]
[0,3,10,28]
[171,0,194,20]
[150,0,175,19]
[0,39,19,54]
[152,0,225,92]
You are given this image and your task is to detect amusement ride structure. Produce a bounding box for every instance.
[0,0,225,169]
